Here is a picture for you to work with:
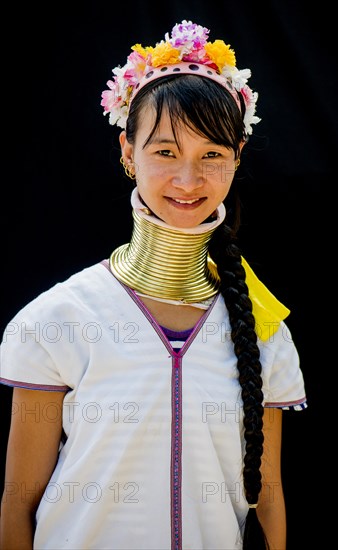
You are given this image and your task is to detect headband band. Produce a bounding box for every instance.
[101,20,260,135]
[129,62,241,111]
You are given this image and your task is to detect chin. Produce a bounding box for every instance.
[169,217,207,229]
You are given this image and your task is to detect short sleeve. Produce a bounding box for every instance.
[1,333,69,391]
[260,321,307,410]
[0,300,70,392]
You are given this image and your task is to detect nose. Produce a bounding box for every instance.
[171,161,204,192]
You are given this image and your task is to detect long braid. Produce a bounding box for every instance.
[209,222,269,550]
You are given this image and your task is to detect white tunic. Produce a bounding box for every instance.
[0,261,307,550]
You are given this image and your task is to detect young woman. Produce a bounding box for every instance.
[0,20,307,550]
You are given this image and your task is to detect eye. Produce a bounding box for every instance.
[204,151,221,158]
[158,149,174,157]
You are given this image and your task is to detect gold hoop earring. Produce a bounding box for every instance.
[120,156,136,180]
[235,158,241,171]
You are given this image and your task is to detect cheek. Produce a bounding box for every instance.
[213,171,234,195]
[134,161,169,184]
[203,160,235,193]
[218,161,236,182]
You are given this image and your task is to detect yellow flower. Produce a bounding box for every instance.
[204,40,236,71]
[150,42,181,67]
[131,44,154,58]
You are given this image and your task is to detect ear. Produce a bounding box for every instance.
[239,140,246,154]
[119,131,134,164]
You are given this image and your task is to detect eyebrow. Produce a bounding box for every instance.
[148,138,216,146]
[148,138,176,144]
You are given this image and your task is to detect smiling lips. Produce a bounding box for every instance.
[167,197,206,207]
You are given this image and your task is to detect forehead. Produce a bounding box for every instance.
[136,104,203,148]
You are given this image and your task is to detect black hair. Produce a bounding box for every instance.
[126,74,269,550]
[127,74,245,152]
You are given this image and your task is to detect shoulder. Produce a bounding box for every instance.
[4,261,111,327]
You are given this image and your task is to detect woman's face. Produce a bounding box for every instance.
[120,106,241,228]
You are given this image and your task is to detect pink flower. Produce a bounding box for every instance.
[182,49,218,70]
[100,79,119,112]
[124,51,147,86]
[240,84,253,107]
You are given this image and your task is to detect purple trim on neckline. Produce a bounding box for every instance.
[123,283,218,357]
[102,259,219,356]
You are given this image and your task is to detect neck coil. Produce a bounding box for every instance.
[110,191,225,303]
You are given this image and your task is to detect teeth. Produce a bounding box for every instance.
[173,198,200,204]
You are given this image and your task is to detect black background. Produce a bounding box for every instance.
[1,1,335,548]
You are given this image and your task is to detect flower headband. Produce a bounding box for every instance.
[101,20,261,135]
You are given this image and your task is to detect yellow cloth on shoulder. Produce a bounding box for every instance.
[241,256,290,342]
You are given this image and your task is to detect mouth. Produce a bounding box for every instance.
[166,197,206,207]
